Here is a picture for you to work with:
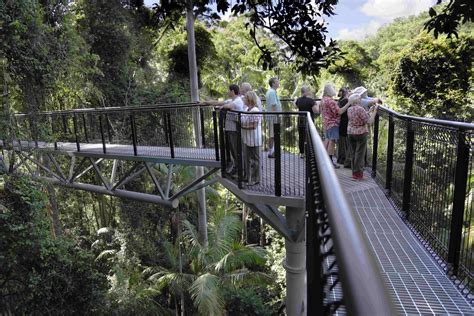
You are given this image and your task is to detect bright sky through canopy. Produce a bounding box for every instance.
[143,0,436,41]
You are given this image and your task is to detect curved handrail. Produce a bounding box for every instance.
[306,113,395,315]
[379,105,474,130]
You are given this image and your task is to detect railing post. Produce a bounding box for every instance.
[72,113,80,152]
[61,114,67,135]
[212,110,220,161]
[371,114,379,178]
[105,113,113,143]
[82,114,89,143]
[28,117,38,148]
[99,114,107,154]
[166,111,175,158]
[51,115,58,150]
[200,107,206,148]
[385,115,394,192]
[402,120,415,218]
[448,131,470,274]
[218,110,227,176]
[237,112,243,189]
[274,118,281,197]
[130,112,138,156]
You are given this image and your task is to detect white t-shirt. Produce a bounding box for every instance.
[241,106,262,147]
[224,96,245,131]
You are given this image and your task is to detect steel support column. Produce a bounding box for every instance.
[284,206,306,316]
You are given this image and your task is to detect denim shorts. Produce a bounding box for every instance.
[325,126,339,140]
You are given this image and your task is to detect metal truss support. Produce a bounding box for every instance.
[247,203,293,241]
[5,151,219,209]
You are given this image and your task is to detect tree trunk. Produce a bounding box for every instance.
[186,0,208,248]
[46,183,62,237]
[260,217,265,246]
[41,154,62,237]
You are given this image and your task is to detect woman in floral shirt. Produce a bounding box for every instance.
[320,83,351,167]
[347,94,378,180]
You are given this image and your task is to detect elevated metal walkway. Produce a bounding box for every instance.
[2,102,473,315]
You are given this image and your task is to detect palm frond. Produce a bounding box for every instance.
[182,219,203,251]
[224,269,273,288]
[189,273,225,316]
[162,240,178,268]
[149,269,196,295]
[95,249,117,261]
[214,243,266,273]
[208,212,242,263]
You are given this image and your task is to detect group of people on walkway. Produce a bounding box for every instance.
[205,81,268,186]
[206,79,381,185]
[317,84,381,180]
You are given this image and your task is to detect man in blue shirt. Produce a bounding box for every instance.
[265,77,281,158]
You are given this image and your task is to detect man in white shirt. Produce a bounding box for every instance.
[206,84,245,174]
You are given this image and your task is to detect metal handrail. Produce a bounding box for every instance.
[306,113,395,315]
[13,102,210,117]
[379,105,474,130]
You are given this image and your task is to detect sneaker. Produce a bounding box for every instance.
[333,163,340,169]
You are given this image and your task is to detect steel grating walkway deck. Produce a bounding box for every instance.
[336,167,474,315]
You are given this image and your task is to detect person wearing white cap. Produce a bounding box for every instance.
[352,86,383,110]
[347,94,379,180]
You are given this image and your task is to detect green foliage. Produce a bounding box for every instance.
[222,287,273,316]
[168,24,217,83]
[264,225,286,308]
[97,230,171,315]
[0,0,76,112]
[425,0,474,38]
[148,204,272,315]
[153,0,340,76]
[328,41,376,87]
[326,10,473,120]
[0,176,108,314]
[392,33,473,120]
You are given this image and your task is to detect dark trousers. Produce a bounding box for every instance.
[245,145,260,183]
[226,131,238,171]
[298,123,306,154]
[349,133,368,174]
[337,136,352,166]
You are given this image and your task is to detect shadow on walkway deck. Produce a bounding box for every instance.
[337,167,474,314]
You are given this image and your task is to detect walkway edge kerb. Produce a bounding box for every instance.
[307,113,396,315]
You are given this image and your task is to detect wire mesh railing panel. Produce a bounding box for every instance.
[375,112,389,186]
[410,121,458,260]
[370,106,474,298]
[133,109,172,157]
[391,118,407,209]
[220,110,305,197]
[457,131,473,296]
[10,104,219,162]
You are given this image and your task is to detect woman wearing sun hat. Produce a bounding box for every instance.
[347,93,378,180]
